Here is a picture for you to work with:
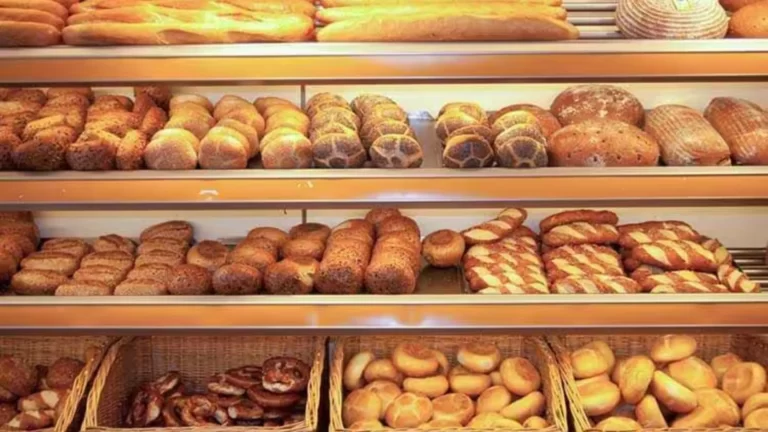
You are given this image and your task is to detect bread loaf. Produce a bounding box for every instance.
[369,135,423,168]
[542,222,619,247]
[644,105,731,166]
[442,134,494,168]
[317,4,567,23]
[729,1,768,37]
[0,8,65,29]
[551,85,644,127]
[0,21,61,47]
[212,263,261,295]
[263,257,319,294]
[71,0,316,15]
[704,97,768,165]
[616,0,728,39]
[198,125,249,169]
[312,133,367,168]
[548,119,660,167]
[631,240,719,272]
[490,104,561,138]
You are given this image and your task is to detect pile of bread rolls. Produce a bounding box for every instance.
[0,354,86,430]
[341,341,551,430]
[256,97,313,169]
[315,0,579,42]
[353,93,422,169]
[0,0,71,47]
[0,212,39,285]
[563,335,768,430]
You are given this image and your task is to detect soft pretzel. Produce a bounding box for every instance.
[650,282,729,294]
[618,226,702,249]
[539,209,618,234]
[224,366,262,389]
[16,389,68,411]
[5,410,55,430]
[463,252,542,270]
[701,238,733,265]
[227,399,264,421]
[633,270,719,293]
[630,240,718,272]
[542,244,620,266]
[207,373,245,397]
[718,265,760,293]
[461,208,526,246]
[464,241,537,261]
[544,258,624,282]
[542,222,619,247]
[246,384,300,409]
[125,388,163,427]
[551,275,641,294]
[150,371,181,395]
[467,266,547,292]
[262,357,310,394]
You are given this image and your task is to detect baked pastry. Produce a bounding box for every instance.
[551,85,644,127]
[226,240,278,273]
[645,104,731,165]
[113,279,168,295]
[436,112,482,142]
[93,234,135,255]
[260,129,313,169]
[134,250,185,267]
[137,237,189,255]
[281,238,325,261]
[490,104,561,138]
[140,220,194,244]
[729,0,768,37]
[198,126,249,169]
[13,126,76,171]
[312,133,367,168]
[360,120,415,150]
[549,119,660,167]
[125,263,174,285]
[212,263,262,295]
[11,269,69,295]
[247,227,290,247]
[21,251,80,276]
[263,257,319,294]
[369,135,423,168]
[442,134,495,168]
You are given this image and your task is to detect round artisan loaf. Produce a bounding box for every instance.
[551,85,645,127]
[186,240,229,272]
[617,0,728,39]
[170,94,213,113]
[369,135,423,168]
[165,110,215,140]
[311,107,361,132]
[360,119,415,149]
[212,263,262,295]
[436,111,482,142]
[548,119,660,167]
[198,125,249,169]
[311,132,367,168]
[490,104,561,138]
[215,119,260,159]
[144,128,199,170]
[266,110,309,136]
[442,134,495,168]
[260,129,313,169]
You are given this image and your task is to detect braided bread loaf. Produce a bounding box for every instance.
[551,275,641,294]
[633,270,719,293]
[630,240,718,272]
[618,226,702,249]
[718,264,760,293]
[460,208,527,246]
[542,222,619,247]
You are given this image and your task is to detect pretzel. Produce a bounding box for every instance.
[179,395,219,426]
[16,389,68,411]
[701,238,733,265]
[467,267,548,292]
[551,275,641,294]
[717,265,760,293]
[542,222,619,247]
[650,282,729,294]
[545,258,624,282]
[465,260,545,280]
[225,366,262,389]
[539,210,618,234]
[262,357,310,394]
[499,236,538,250]
[207,373,245,396]
[630,240,718,272]
[460,208,527,246]
[205,393,241,409]
[227,399,264,421]
[161,396,185,427]
[167,383,185,399]
[623,257,643,272]
[5,410,55,430]
[506,226,538,242]
[477,283,549,294]
[247,384,301,409]
[628,265,665,282]
[151,371,181,395]
[617,226,702,249]
[634,270,719,293]
[617,220,694,235]
[125,388,163,427]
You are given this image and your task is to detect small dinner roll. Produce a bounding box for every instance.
[343,389,382,427]
[571,347,610,379]
[457,343,502,374]
[721,362,767,404]
[650,370,698,414]
[476,385,513,414]
[500,357,542,396]
[384,392,433,428]
[344,351,375,391]
[364,359,403,385]
[403,375,449,399]
[364,380,402,419]
[391,343,439,378]
[711,353,743,383]
[650,335,697,363]
[449,366,492,397]
[431,393,475,426]
[584,340,616,371]
[422,230,465,268]
[666,356,717,390]
[499,391,546,422]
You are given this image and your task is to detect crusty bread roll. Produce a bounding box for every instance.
[261,129,313,169]
[21,251,80,276]
[551,84,644,127]
[186,240,228,272]
[422,229,464,268]
[711,352,743,383]
[0,22,61,47]
[166,109,215,140]
[247,226,289,247]
[391,343,438,378]
[199,125,249,169]
[571,347,610,379]
[13,126,77,171]
[134,250,184,267]
[113,278,168,295]
[343,389,381,427]
[216,118,259,158]
[125,263,173,284]
[167,263,212,295]
[476,385,512,414]
[11,269,69,295]
[431,393,474,426]
[499,356,540,396]
[211,263,261,295]
[721,362,767,404]
[363,359,402,385]
[263,256,319,294]
[226,239,277,273]
[384,392,433,428]
[704,97,768,165]
[576,377,620,416]
[144,128,199,170]
[499,390,546,421]
[369,135,423,168]
[666,356,717,390]
[467,412,522,429]
[281,238,325,261]
[549,119,660,167]
[650,335,697,363]
[618,355,654,404]
[729,1,768,37]
[312,132,367,168]
[650,370,698,414]
[403,375,449,399]
[695,388,740,426]
[644,104,731,166]
[442,134,495,168]
[140,220,194,243]
[635,394,667,428]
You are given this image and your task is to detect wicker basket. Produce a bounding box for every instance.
[330,335,568,432]
[84,336,324,432]
[0,336,113,432]
[548,334,768,432]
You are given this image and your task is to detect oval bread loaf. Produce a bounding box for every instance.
[644,104,731,166]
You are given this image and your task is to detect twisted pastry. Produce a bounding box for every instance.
[542,222,619,247]
[630,240,718,272]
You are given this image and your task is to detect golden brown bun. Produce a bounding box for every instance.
[280,238,325,261]
[711,353,743,383]
[211,263,261,295]
[21,251,80,276]
[360,119,415,149]
[41,237,91,258]
[186,240,228,272]
[421,229,464,268]
[650,335,697,363]
[595,416,642,431]
[170,94,213,113]
[266,110,309,136]
[198,125,249,169]
[403,375,449,399]
[165,110,214,140]
[310,107,361,132]
[220,106,265,138]
[167,263,212,295]
[499,390,546,422]
[134,250,184,267]
[384,392,433,428]
[144,128,199,170]
[72,265,125,288]
[247,227,289,247]
[571,347,610,379]
[635,394,667,428]
[363,359,403,385]
[745,407,768,428]
[137,237,189,256]
[365,208,401,226]
[227,240,278,273]
[392,343,439,378]
[0,222,39,247]
[576,378,621,417]
[263,256,319,294]
[312,132,366,168]
[650,370,698,414]
[431,393,474,426]
[80,250,134,273]
[743,392,768,419]
[369,134,423,169]
[671,406,719,428]
[455,343,500,374]
[307,93,349,111]
[476,385,513,414]
[261,129,313,169]
[467,412,522,429]
[722,362,767,404]
[344,389,382,427]
[125,263,173,285]
[254,96,298,114]
[364,253,417,295]
[344,351,375,391]
[720,0,761,11]
[729,1,768,37]
[116,130,148,170]
[695,388,740,427]
[666,356,717,390]
[499,356,541,396]
[288,223,330,243]
[216,118,259,159]
[376,215,420,237]
[55,280,113,296]
[10,269,68,295]
[140,220,194,244]
[13,126,76,171]
[618,355,655,404]
[0,356,38,397]
[448,366,491,397]
[364,380,402,419]
[113,278,168,295]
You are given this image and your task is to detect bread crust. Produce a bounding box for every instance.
[549,119,660,167]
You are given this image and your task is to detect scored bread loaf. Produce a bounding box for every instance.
[0,8,64,29]
[729,1,768,37]
[548,119,660,167]
[550,85,644,127]
[316,4,568,23]
[316,13,579,42]
[70,0,317,16]
[644,104,731,166]
[704,97,768,165]
[320,0,564,6]
[616,0,728,39]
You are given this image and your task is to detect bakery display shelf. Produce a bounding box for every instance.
[4,40,768,84]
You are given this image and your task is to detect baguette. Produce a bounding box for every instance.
[316,13,579,42]
[0,22,60,47]
[316,4,567,24]
[0,0,68,20]
[321,0,562,6]
[70,0,316,16]
[0,9,65,29]
[68,5,294,25]
[63,14,314,45]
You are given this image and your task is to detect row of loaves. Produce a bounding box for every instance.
[437,84,768,167]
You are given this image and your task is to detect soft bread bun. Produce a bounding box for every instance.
[523,416,549,429]
[431,393,475,426]
[695,388,740,427]
[170,94,213,113]
[671,406,719,428]
[247,227,289,248]
[289,223,331,243]
[618,355,655,404]
[571,347,610,379]
[476,385,513,414]
[576,377,621,416]
[144,128,199,170]
[365,208,401,226]
[221,107,265,138]
[403,375,449,399]
[260,129,313,169]
[343,389,381,427]
[499,390,546,422]
[263,257,319,295]
[743,393,768,419]
[344,351,375,391]
[216,118,259,158]
[254,96,298,114]
[457,343,502,374]
[745,407,768,428]
[0,356,38,397]
[384,392,433,428]
[213,95,251,121]
[650,370,698,414]
[167,264,212,295]
[417,420,461,429]
[711,353,743,383]
[211,263,262,295]
[422,230,464,268]
[595,417,642,431]
[186,240,228,272]
[199,125,249,169]
[611,357,626,384]
[635,394,667,428]
[650,335,697,363]
[721,362,767,404]
[499,357,542,396]
[467,412,522,429]
[347,420,384,430]
[449,366,492,397]
[666,356,717,390]
[433,350,450,376]
[583,341,616,371]
[391,343,439,378]
[364,380,402,419]
[364,359,403,385]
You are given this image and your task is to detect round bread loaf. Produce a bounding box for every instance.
[166,110,215,140]
[490,104,562,138]
[617,0,728,39]
[352,94,396,117]
[369,135,423,168]
[435,112,481,142]
[360,120,415,150]
[212,263,262,295]
[311,107,361,132]
[263,257,319,295]
[199,126,249,169]
[494,123,546,149]
[213,95,251,121]
[367,104,408,124]
[442,134,495,168]
[187,240,229,272]
[729,1,768,37]
[13,126,76,171]
[307,93,349,112]
[0,356,38,397]
[549,119,660,167]
[170,101,212,119]
[312,133,367,168]
[144,128,199,170]
[254,96,298,114]
[496,136,548,168]
[551,85,645,127]
[439,102,487,124]
[170,94,213,113]
[216,119,259,159]
[220,107,265,137]
[167,264,213,295]
[260,131,313,169]
[310,122,356,143]
[281,238,326,260]
[266,110,310,136]
[226,241,277,273]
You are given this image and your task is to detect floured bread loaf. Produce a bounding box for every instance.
[616,0,728,39]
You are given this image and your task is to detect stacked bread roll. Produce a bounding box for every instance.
[490,106,549,168]
[704,97,768,165]
[616,0,728,39]
[0,354,85,430]
[0,212,39,285]
[255,97,312,169]
[263,224,326,294]
[8,89,74,171]
[13,238,90,295]
[314,217,375,294]
[342,341,551,430]
[436,102,494,169]
[198,95,263,169]
[565,335,768,429]
[644,105,732,166]
[461,209,549,294]
[315,0,579,42]
[365,209,421,294]
[217,227,283,295]
[306,93,366,168]
[0,0,69,47]
[352,93,422,169]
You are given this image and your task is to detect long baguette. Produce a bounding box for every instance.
[0,21,60,46]
[63,16,314,45]
[68,6,300,25]
[316,4,567,23]
[0,8,65,29]
[70,0,316,16]
[0,0,69,20]
[316,13,579,42]
[321,0,561,6]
